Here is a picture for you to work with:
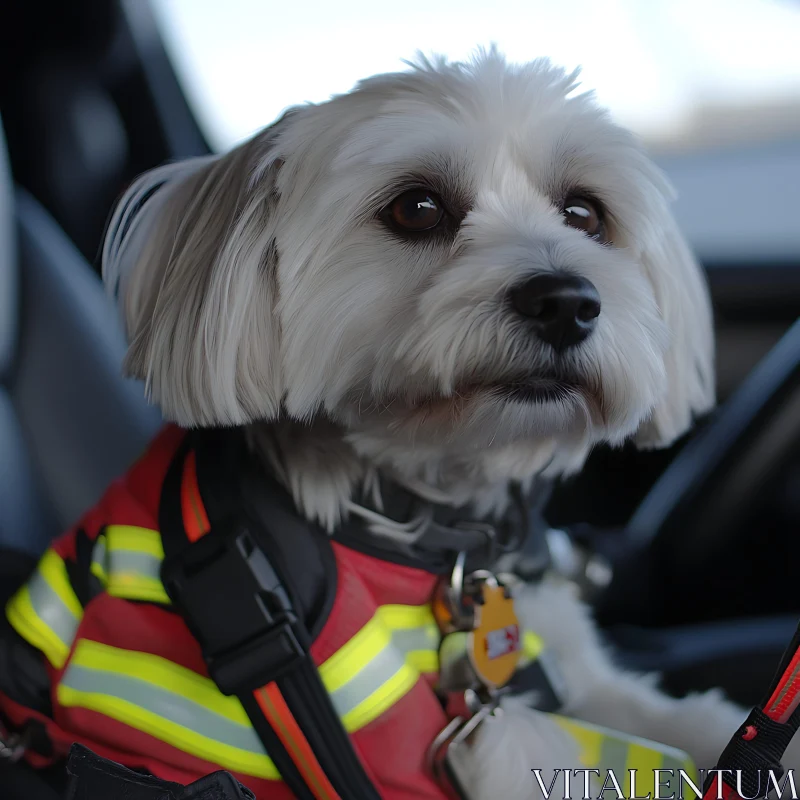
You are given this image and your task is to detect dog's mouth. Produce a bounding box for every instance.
[365,371,607,433]
[491,378,580,404]
[406,373,592,412]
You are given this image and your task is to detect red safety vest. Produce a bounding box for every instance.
[1,425,454,799]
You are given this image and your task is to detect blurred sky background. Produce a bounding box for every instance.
[147,0,800,262]
[150,0,800,154]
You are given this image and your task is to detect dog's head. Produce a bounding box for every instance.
[105,50,714,478]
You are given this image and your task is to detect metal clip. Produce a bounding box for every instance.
[428,691,500,800]
[438,549,511,633]
[436,551,478,633]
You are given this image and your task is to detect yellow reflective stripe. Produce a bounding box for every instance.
[624,741,664,798]
[552,713,696,798]
[57,588,435,763]
[318,605,436,730]
[407,650,438,674]
[6,585,71,668]
[61,640,280,780]
[320,615,390,694]
[339,662,418,731]
[384,610,439,675]
[106,575,170,604]
[378,603,439,674]
[553,715,603,767]
[319,604,438,690]
[377,604,436,629]
[328,637,407,721]
[58,684,279,780]
[70,640,248,725]
[5,549,82,668]
[38,550,83,619]
[62,632,420,777]
[105,526,164,558]
[90,527,170,604]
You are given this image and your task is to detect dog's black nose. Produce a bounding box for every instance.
[509,273,601,352]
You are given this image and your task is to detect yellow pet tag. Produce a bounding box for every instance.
[467,581,522,689]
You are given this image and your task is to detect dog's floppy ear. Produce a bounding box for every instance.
[103,127,289,427]
[634,205,715,448]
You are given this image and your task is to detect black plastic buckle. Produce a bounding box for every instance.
[161,522,306,695]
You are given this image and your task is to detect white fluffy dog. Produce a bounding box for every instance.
[104,49,774,799]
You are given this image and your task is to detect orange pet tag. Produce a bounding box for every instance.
[467,581,522,689]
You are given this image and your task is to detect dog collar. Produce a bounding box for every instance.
[181,425,553,578]
[334,474,553,576]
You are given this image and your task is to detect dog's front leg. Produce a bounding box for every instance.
[515,579,748,773]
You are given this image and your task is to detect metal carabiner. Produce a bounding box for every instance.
[449,550,467,613]
[428,690,502,800]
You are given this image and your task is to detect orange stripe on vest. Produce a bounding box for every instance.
[180,450,211,541]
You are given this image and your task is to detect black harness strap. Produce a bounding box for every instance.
[156,427,554,798]
[158,429,381,800]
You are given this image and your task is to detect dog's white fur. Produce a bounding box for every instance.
[104,50,787,798]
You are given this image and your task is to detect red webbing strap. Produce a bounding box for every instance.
[180,449,211,541]
[701,622,800,800]
[255,684,342,800]
[177,448,341,800]
[765,639,800,724]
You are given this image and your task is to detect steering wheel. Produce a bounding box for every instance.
[595,316,800,626]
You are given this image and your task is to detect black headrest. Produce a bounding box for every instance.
[0,115,18,382]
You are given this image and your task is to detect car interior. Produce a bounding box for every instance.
[0,0,799,794]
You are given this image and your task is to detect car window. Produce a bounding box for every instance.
[150,0,800,263]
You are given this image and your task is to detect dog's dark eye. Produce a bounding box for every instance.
[384,190,445,232]
[562,196,606,242]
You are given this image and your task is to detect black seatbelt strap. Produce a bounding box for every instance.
[158,430,382,800]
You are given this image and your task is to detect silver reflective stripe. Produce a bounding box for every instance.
[108,550,162,581]
[91,529,169,603]
[61,664,266,755]
[392,626,438,656]
[93,530,164,579]
[328,639,408,719]
[27,570,79,649]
